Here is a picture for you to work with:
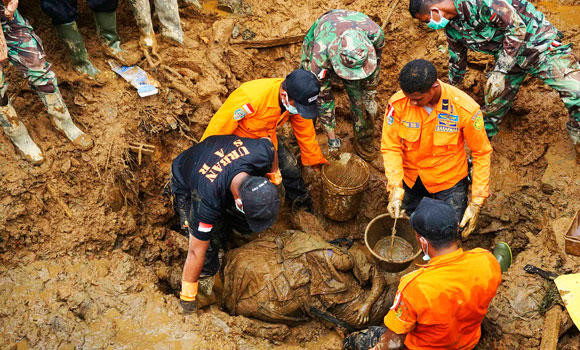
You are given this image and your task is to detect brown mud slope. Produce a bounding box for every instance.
[1,0,580,348]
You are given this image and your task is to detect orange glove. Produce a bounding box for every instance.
[266,169,282,185]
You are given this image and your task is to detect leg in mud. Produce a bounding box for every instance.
[529,45,580,161]
[345,79,375,161]
[401,176,430,217]
[277,138,311,212]
[482,68,527,139]
[128,0,157,50]
[153,0,183,44]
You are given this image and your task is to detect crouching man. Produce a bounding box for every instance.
[344,198,511,349]
[170,135,281,314]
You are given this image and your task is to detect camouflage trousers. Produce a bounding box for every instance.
[484,43,580,138]
[317,71,379,141]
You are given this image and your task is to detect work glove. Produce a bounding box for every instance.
[328,138,341,153]
[460,201,482,239]
[266,169,282,185]
[485,71,506,105]
[387,187,405,219]
[179,280,198,315]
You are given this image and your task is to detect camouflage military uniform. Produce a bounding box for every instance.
[300,9,385,143]
[445,0,580,142]
[0,8,57,103]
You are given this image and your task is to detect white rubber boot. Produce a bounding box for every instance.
[38,91,94,151]
[0,104,44,165]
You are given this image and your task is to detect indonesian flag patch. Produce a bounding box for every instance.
[233,103,255,121]
[198,222,213,233]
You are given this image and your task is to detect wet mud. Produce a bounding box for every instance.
[373,236,414,262]
[0,0,579,348]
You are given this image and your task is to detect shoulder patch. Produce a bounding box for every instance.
[473,111,484,130]
[233,103,255,121]
[386,106,395,125]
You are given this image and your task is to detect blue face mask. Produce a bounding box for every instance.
[427,9,449,30]
[282,93,299,115]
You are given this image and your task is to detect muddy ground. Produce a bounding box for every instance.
[1,0,580,348]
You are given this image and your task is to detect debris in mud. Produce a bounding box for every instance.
[218,0,252,15]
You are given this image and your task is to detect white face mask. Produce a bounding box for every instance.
[421,238,431,261]
[282,92,299,115]
[235,198,244,214]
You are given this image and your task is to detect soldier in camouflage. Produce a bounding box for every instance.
[300,9,385,160]
[0,2,93,164]
[410,0,580,161]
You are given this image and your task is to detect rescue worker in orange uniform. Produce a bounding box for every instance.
[202,69,327,211]
[381,59,492,238]
[343,198,507,350]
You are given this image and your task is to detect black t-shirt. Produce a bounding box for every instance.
[171,135,275,240]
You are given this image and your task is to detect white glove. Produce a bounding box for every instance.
[485,71,506,104]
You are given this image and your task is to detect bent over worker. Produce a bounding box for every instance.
[409,0,580,160]
[382,59,492,238]
[300,9,384,160]
[171,135,280,314]
[202,69,327,212]
[0,2,93,164]
[344,198,508,350]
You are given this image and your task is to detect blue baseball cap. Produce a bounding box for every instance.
[239,176,280,232]
[410,198,458,243]
[282,69,320,119]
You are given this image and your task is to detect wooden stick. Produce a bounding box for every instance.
[540,305,562,350]
[383,0,402,30]
[389,216,398,257]
[46,184,73,218]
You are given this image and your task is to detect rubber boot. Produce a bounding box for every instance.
[55,22,99,77]
[492,241,512,273]
[37,90,94,151]
[129,0,158,49]
[154,0,183,44]
[353,136,376,162]
[94,11,140,66]
[0,103,44,164]
[567,123,580,164]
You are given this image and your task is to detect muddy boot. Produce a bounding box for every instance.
[154,0,183,44]
[38,91,94,150]
[0,103,44,164]
[353,137,376,162]
[94,11,140,66]
[493,241,512,273]
[567,123,580,164]
[55,22,99,77]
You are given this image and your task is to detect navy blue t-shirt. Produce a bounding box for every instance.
[171,135,275,240]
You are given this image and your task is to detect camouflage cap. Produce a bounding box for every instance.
[328,29,377,80]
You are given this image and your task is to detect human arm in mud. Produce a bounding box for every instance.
[180,234,210,313]
[446,31,468,85]
[353,265,387,326]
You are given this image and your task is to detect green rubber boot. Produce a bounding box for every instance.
[55,22,99,77]
[493,241,512,273]
[94,11,140,66]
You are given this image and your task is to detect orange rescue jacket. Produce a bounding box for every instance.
[202,78,326,167]
[381,81,491,203]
